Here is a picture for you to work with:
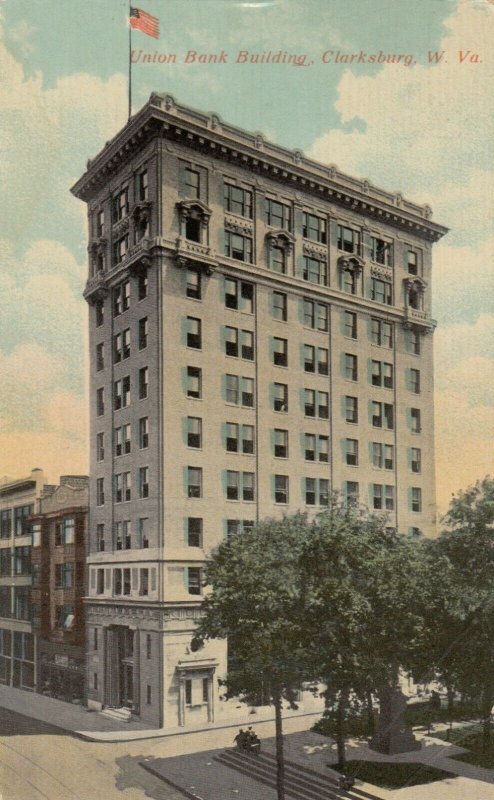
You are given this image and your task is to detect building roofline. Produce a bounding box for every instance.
[71,93,448,243]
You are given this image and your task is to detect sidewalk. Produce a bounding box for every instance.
[0,684,322,743]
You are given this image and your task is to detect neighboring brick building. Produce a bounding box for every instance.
[0,469,47,691]
[71,94,447,728]
[30,476,88,702]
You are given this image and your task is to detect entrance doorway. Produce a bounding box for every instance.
[105,626,137,710]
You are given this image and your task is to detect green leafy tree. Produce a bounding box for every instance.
[426,477,494,748]
[196,513,314,800]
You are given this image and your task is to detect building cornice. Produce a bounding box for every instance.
[71,93,448,244]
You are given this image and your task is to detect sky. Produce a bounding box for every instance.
[0,0,492,515]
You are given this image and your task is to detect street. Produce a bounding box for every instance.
[0,708,184,800]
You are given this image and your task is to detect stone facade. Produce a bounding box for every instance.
[72,93,447,729]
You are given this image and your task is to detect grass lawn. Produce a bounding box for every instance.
[331,760,453,789]
[435,725,494,769]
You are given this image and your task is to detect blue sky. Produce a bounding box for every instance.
[0,0,492,509]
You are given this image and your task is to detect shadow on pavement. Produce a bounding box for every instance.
[115,754,185,800]
[0,706,71,737]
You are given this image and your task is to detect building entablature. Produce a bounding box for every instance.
[72,94,448,244]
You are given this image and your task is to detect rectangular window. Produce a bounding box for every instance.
[188,467,202,498]
[138,273,148,301]
[338,224,360,254]
[96,524,105,552]
[186,267,201,300]
[183,166,200,199]
[96,478,104,506]
[372,402,394,430]
[227,519,240,540]
[317,391,329,419]
[411,447,421,473]
[96,343,104,372]
[274,429,288,458]
[303,212,327,244]
[95,301,104,327]
[305,477,316,506]
[370,235,392,266]
[139,467,149,499]
[113,234,129,266]
[265,198,291,230]
[225,373,239,404]
[226,471,239,500]
[346,481,359,507]
[187,518,202,548]
[241,377,254,408]
[114,472,131,503]
[185,679,192,705]
[407,250,418,275]
[304,345,315,373]
[123,568,131,596]
[371,319,393,348]
[113,281,130,317]
[412,487,422,512]
[225,231,253,263]
[137,169,148,201]
[345,354,358,381]
[113,329,131,363]
[223,183,252,218]
[187,366,202,399]
[302,299,329,332]
[96,387,104,417]
[115,424,131,457]
[409,329,421,355]
[371,278,392,305]
[242,472,255,502]
[317,347,329,376]
[373,483,383,510]
[139,518,149,549]
[272,291,287,321]
[138,317,148,350]
[225,326,238,357]
[371,361,393,388]
[96,432,105,461]
[139,416,149,449]
[224,278,254,313]
[226,422,238,452]
[114,376,130,410]
[385,485,395,510]
[139,367,148,399]
[186,317,201,349]
[269,245,286,274]
[112,187,129,223]
[273,383,288,412]
[346,439,359,466]
[345,396,358,424]
[344,311,357,339]
[146,634,152,659]
[411,408,421,433]
[140,568,149,596]
[373,443,394,470]
[187,417,202,448]
[410,369,421,394]
[304,388,315,417]
[188,567,202,595]
[275,475,289,504]
[241,330,254,360]
[242,425,254,454]
[302,257,327,286]
[273,337,288,367]
[96,209,104,238]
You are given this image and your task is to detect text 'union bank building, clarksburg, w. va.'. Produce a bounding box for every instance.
[71,93,448,729]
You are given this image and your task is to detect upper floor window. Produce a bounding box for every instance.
[114,472,131,503]
[411,407,421,433]
[411,487,422,513]
[186,267,201,300]
[139,466,149,499]
[186,316,202,349]
[273,337,288,367]
[139,416,149,449]
[225,231,252,263]
[226,374,254,407]
[372,402,394,430]
[373,484,395,511]
[188,517,203,548]
[305,478,329,507]
[372,443,394,470]
[345,438,359,466]
[113,234,129,266]
[138,317,148,350]
[371,360,393,389]
[187,467,202,498]
[305,389,329,419]
[96,478,105,506]
[371,278,392,306]
[371,318,393,348]
[304,345,328,376]
[114,329,130,363]
[223,183,252,218]
[345,396,358,424]
[138,273,148,301]
[13,505,33,538]
[226,423,254,454]
[187,416,202,448]
[95,300,104,327]
[225,278,254,312]
[305,434,329,463]
[112,188,129,223]
[273,383,288,413]
[273,428,288,458]
[96,387,104,417]
[345,353,358,382]
[96,343,104,372]
[113,281,130,317]
[226,471,255,502]
[274,475,289,504]
[114,376,130,410]
[187,366,202,399]
[303,212,327,244]
[96,209,104,238]
[409,368,421,394]
[344,311,357,339]
[269,245,286,274]
[338,224,360,254]
[138,367,149,399]
[411,447,422,473]
[137,169,148,201]
[115,423,131,456]
[265,198,291,230]
[303,299,329,332]
[183,166,200,199]
[408,328,421,355]
[346,481,359,508]
[407,250,418,275]
[303,257,327,286]
[225,327,254,360]
[341,266,358,295]
[369,235,392,266]
[272,291,287,321]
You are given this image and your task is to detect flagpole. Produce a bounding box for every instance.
[128,1,132,119]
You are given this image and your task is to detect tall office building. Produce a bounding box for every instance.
[72,93,447,728]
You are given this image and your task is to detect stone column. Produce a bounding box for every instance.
[207,671,214,723]
[177,669,186,727]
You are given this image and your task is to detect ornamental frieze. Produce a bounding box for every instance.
[370,264,393,280]
[112,216,130,236]
[224,214,254,235]
[303,242,327,259]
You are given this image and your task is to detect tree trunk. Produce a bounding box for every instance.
[446,685,454,717]
[481,687,492,753]
[273,689,285,800]
[366,689,375,736]
[336,690,349,768]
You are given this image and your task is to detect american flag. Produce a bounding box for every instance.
[129,7,160,39]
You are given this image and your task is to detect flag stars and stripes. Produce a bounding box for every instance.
[129,7,160,39]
